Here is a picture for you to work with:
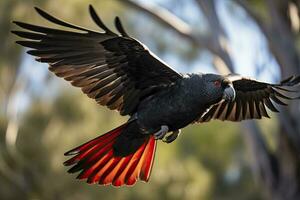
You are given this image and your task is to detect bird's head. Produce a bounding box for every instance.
[202,74,236,105]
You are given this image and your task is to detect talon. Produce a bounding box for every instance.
[154,125,169,140]
[163,129,181,143]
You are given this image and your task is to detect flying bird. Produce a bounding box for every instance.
[12,5,300,187]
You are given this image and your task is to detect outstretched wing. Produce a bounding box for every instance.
[199,74,300,122]
[12,5,182,116]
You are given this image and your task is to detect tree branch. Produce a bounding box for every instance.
[195,0,226,37]
[194,0,234,73]
[119,0,233,74]
[234,0,271,36]
[242,121,279,191]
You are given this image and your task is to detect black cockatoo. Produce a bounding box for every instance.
[12,6,300,187]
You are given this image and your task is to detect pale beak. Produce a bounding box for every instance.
[223,84,236,101]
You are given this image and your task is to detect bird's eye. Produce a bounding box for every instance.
[214,80,221,87]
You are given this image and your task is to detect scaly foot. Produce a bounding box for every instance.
[154,125,169,140]
[163,129,181,143]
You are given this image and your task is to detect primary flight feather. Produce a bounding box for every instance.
[12,5,300,187]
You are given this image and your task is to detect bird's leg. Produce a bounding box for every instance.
[163,129,181,143]
[154,125,169,140]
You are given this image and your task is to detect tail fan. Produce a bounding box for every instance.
[64,123,157,186]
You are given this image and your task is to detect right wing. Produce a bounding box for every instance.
[199,75,300,122]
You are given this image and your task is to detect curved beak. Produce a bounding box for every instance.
[223,84,236,101]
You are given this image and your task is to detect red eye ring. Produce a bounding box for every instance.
[214,80,221,87]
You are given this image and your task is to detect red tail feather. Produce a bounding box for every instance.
[64,123,157,186]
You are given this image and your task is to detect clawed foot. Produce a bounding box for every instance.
[154,125,169,140]
[153,126,181,143]
[163,129,181,143]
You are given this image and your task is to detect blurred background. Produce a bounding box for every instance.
[1,0,300,199]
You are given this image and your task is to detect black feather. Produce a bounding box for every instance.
[16,40,45,49]
[34,7,91,32]
[95,78,123,99]
[88,73,117,93]
[225,101,235,119]
[235,97,242,120]
[115,17,129,37]
[13,21,85,37]
[89,5,116,35]
[264,98,279,112]
[12,30,45,40]
[270,95,287,106]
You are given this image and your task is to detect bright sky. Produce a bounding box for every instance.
[138,0,280,79]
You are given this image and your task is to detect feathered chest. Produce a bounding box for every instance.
[137,78,210,131]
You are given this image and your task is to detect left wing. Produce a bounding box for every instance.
[12,6,182,116]
[199,74,300,122]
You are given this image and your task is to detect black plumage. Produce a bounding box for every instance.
[12,5,300,187]
[13,6,182,116]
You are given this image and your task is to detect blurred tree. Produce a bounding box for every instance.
[234,1,300,199]
[1,0,299,199]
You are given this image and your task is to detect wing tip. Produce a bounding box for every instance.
[12,21,23,27]
[15,40,26,46]
[280,75,300,86]
[34,6,50,20]
[88,4,116,35]
[64,149,80,156]
[88,4,94,12]
[114,16,129,37]
[11,30,19,37]
[34,6,42,14]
